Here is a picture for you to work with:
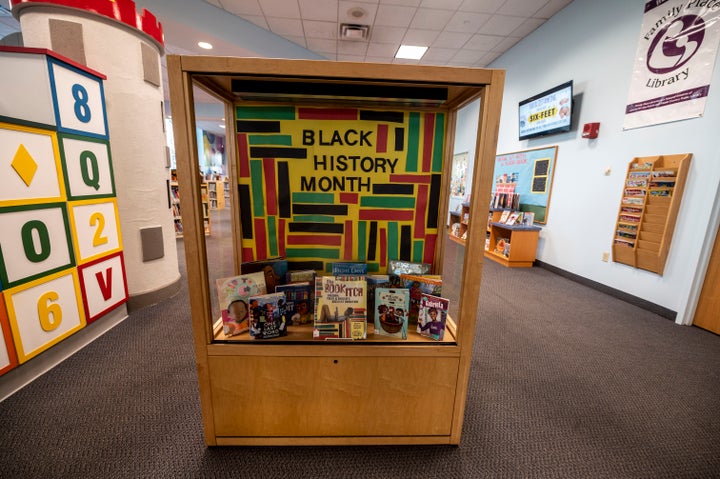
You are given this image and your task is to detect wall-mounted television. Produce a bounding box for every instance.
[518,80,573,141]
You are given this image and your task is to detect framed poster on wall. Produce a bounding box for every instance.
[493,146,558,224]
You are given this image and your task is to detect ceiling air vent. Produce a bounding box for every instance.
[340,23,369,41]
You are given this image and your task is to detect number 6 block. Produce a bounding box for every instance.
[4,269,86,363]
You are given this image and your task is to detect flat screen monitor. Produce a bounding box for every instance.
[518,80,573,141]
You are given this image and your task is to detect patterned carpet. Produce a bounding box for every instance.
[1,209,719,478]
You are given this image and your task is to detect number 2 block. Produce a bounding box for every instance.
[4,269,86,363]
[78,252,128,323]
[69,199,122,264]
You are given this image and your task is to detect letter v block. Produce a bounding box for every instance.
[77,252,128,323]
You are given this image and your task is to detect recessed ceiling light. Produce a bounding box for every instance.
[219,124,225,129]
[396,45,428,60]
[198,41,213,50]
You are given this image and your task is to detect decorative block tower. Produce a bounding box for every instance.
[11,0,181,307]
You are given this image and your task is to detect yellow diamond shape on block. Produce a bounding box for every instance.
[11,143,38,187]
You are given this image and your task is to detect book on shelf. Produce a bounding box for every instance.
[625,178,648,187]
[505,212,522,226]
[622,197,644,205]
[286,269,316,283]
[520,211,535,226]
[388,260,431,275]
[276,282,314,325]
[374,288,410,339]
[649,188,672,196]
[215,272,267,337]
[628,170,651,177]
[417,294,449,341]
[652,170,676,177]
[624,188,647,196]
[313,276,367,340]
[366,275,391,323]
[614,238,635,247]
[241,258,289,292]
[498,210,511,223]
[495,238,510,257]
[400,274,443,325]
[249,292,288,339]
[631,161,653,169]
[331,262,368,276]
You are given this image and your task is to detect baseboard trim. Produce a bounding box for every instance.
[0,305,128,402]
[535,260,677,321]
[126,276,182,312]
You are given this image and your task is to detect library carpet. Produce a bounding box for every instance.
[1,235,719,477]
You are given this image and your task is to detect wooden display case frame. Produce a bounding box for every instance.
[167,55,504,446]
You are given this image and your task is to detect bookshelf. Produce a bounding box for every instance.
[612,153,691,275]
[485,219,541,268]
[171,180,211,237]
[167,55,504,446]
[448,202,470,243]
[207,180,226,210]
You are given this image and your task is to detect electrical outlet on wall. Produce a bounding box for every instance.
[602,252,610,262]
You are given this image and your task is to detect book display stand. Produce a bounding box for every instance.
[167,56,504,446]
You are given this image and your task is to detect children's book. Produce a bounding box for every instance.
[241,258,289,292]
[248,292,288,339]
[331,262,368,276]
[417,294,449,341]
[374,288,410,339]
[313,276,367,340]
[505,212,521,225]
[285,269,316,284]
[215,272,267,337]
[366,274,390,323]
[388,260,430,275]
[400,274,443,325]
[276,282,314,325]
[521,212,535,226]
[498,210,511,223]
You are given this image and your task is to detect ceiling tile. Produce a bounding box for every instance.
[420,0,462,9]
[422,46,458,61]
[338,40,369,55]
[338,1,379,25]
[303,20,337,39]
[379,0,420,6]
[241,15,269,29]
[464,33,503,50]
[337,53,367,61]
[511,17,545,38]
[480,50,502,65]
[365,55,394,63]
[323,52,339,60]
[445,11,490,33]
[307,38,338,53]
[432,31,472,48]
[403,28,440,45]
[419,57,447,66]
[266,17,305,36]
[410,8,453,30]
[204,0,223,7]
[393,57,420,64]
[491,35,521,53]
[477,14,526,35]
[451,48,486,63]
[446,60,474,67]
[533,0,572,19]
[496,0,548,17]
[218,0,263,16]
[367,42,399,57]
[299,0,338,21]
[259,0,301,18]
[458,0,504,13]
[284,35,308,48]
[375,4,416,27]
[370,24,407,42]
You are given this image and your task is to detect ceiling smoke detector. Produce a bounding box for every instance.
[340,23,369,41]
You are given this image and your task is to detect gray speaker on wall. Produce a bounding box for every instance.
[140,226,164,262]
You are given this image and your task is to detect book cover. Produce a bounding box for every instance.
[374,288,410,339]
[241,258,289,292]
[331,262,368,276]
[495,238,510,257]
[417,294,449,341]
[387,260,431,275]
[215,272,267,337]
[276,282,314,325]
[248,292,288,339]
[498,210,511,223]
[366,274,390,323]
[521,211,535,226]
[285,269,316,283]
[505,212,521,226]
[313,276,367,340]
[400,274,443,325]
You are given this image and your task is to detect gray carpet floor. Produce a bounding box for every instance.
[1,209,719,478]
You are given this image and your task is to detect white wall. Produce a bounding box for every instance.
[490,0,720,324]
[449,99,480,215]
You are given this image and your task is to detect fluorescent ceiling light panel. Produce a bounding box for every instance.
[198,41,213,50]
[395,45,428,60]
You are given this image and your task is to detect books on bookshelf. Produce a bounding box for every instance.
[400,274,442,325]
[520,212,535,226]
[388,260,431,275]
[331,262,368,276]
[417,294,449,341]
[215,272,267,337]
[498,210,511,223]
[495,237,510,257]
[374,288,410,339]
[505,212,522,226]
[249,292,288,339]
[313,276,367,340]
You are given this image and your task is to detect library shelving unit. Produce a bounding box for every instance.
[206,179,226,210]
[171,180,211,237]
[485,219,541,268]
[167,55,504,446]
[612,153,691,275]
[200,183,211,235]
[448,202,470,244]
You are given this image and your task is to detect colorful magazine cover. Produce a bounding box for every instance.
[276,282,314,325]
[331,262,368,276]
[417,294,449,341]
[374,288,410,339]
[248,292,288,339]
[400,274,442,325]
[215,272,267,337]
[313,276,367,340]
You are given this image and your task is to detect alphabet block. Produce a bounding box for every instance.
[77,252,128,323]
[4,269,86,363]
[68,199,122,264]
[0,123,65,206]
[59,134,115,199]
[0,204,74,289]
[0,51,57,127]
[0,295,19,375]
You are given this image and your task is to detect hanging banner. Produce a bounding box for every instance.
[624,0,720,130]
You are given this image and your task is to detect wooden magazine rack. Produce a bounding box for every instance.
[167,56,504,446]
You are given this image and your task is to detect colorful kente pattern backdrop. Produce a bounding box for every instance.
[236,106,446,273]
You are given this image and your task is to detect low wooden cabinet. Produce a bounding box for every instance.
[485,221,541,268]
